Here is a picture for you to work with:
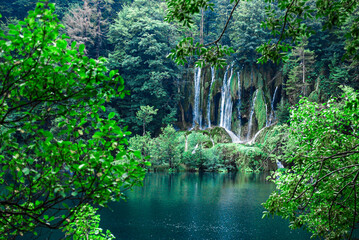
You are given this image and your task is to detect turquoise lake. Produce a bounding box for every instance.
[99,172,312,240]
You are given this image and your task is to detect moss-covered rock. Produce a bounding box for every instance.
[230,72,238,98]
[251,124,276,144]
[254,89,267,130]
[255,72,264,89]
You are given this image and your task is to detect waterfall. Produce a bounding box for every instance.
[192,67,202,128]
[206,67,215,128]
[224,128,241,143]
[237,72,242,138]
[276,161,284,169]
[268,86,278,126]
[247,89,258,141]
[219,65,230,128]
[219,64,234,130]
[192,143,199,154]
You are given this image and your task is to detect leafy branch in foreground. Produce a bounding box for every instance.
[0,1,147,239]
[263,87,359,239]
[165,0,359,65]
[165,0,238,68]
[258,0,359,63]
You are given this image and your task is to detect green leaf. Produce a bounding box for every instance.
[79,44,85,53]
[22,168,30,175]
[71,41,77,49]
[57,39,67,49]
[108,112,116,120]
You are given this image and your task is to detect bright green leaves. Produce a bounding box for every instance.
[0,1,146,238]
[258,0,359,63]
[167,37,233,68]
[257,40,292,64]
[165,0,236,68]
[165,0,214,27]
[79,43,85,54]
[263,87,359,239]
[108,112,116,120]
[166,0,359,66]
[57,39,67,49]
[63,204,115,240]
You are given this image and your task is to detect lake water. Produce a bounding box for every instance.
[100,172,312,240]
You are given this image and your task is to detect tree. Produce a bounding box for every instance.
[228,0,272,63]
[165,0,359,65]
[107,0,181,134]
[62,0,109,58]
[154,125,181,169]
[263,87,359,239]
[136,105,158,136]
[0,1,146,238]
[284,38,316,103]
[62,0,98,56]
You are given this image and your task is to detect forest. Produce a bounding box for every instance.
[0,0,358,239]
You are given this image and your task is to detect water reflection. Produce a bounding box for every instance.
[100,172,311,240]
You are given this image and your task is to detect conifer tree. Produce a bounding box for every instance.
[285,38,316,104]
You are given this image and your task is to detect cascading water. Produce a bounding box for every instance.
[268,86,278,126]
[237,71,242,138]
[206,67,215,128]
[192,67,202,129]
[218,63,242,143]
[224,128,241,143]
[247,89,258,141]
[276,161,284,169]
[219,64,234,130]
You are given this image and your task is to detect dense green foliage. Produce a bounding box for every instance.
[165,0,359,64]
[263,87,359,239]
[106,0,182,134]
[2,0,356,134]
[129,126,266,172]
[136,105,158,136]
[63,204,115,240]
[0,2,146,238]
[0,0,359,239]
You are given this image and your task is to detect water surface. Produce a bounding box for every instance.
[100,172,312,240]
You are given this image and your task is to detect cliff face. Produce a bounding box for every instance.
[178,62,283,141]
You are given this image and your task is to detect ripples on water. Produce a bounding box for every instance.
[99,172,312,240]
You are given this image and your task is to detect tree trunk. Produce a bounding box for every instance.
[200,9,204,45]
[95,0,101,59]
[302,49,306,96]
[179,101,185,129]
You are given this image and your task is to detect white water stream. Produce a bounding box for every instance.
[207,67,216,128]
[246,89,258,141]
[268,86,278,126]
[192,67,202,129]
[219,64,234,130]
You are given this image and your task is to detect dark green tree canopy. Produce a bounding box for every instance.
[0,1,146,238]
[107,0,181,134]
[165,0,359,65]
